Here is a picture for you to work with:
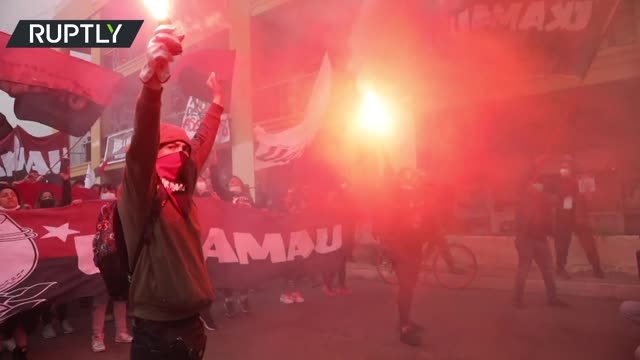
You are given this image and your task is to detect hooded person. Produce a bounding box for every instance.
[118,24,224,360]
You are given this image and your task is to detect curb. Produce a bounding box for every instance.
[347,263,640,300]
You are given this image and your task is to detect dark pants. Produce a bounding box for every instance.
[222,289,249,299]
[395,256,421,326]
[41,303,68,324]
[514,236,557,302]
[130,316,206,360]
[98,253,129,301]
[324,259,347,289]
[555,218,602,271]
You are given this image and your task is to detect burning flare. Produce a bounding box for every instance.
[144,0,170,21]
[358,89,392,136]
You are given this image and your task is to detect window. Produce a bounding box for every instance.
[69,131,91,166]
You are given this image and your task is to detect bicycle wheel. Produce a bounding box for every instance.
[376,249,398,285]
[432,243,478,289]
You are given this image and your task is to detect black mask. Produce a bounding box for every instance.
[39,198,56,208]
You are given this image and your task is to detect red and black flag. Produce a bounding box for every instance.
[0,32,122,136]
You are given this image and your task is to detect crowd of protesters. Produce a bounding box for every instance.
[1,23,639,360]
[0,163,130,359]
[2,152,640,357]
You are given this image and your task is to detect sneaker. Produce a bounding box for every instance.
[292,292,305,303]
[91,335,106,353]
[61,320,74,334]
[199,314,217,331]
[399,327,422,347]
[2,338,16,352]
[115,333,133,343]
[322,285,336,297]
[336,287,352,295]
[239,297,251,314]
[224,300,236,319]
[547,298,570,308]
[280,293,294,304]
[556,268,571,280]
[41,324,57,339]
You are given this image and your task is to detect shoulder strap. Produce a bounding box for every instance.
[127,181,169,277]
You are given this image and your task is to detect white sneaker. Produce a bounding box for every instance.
[61,320,74,334]
[292,292,305,303]
[280,293,294,304]
[92,335,106,353]
[115,333,133,343]
[41,324,57,339]
[2,338,16,351]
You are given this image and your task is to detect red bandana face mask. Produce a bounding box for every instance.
[156,151,196,216]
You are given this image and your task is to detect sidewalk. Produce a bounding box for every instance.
[350,234,640,300]
[347,262,640,300]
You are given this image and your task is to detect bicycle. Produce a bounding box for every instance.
[375,236,478,289]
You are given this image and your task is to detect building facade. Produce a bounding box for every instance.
[55,0,640,233]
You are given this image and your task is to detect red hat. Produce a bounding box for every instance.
[159,123,191,153]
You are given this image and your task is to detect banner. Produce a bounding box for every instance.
[182,97,231,144]
[441,0,622,77]
[0,198,346,324]
[103,128,134,165]
[254,53,333,170]
[0,32,123,136]
[349,0,622,107]
[0,126,69,181]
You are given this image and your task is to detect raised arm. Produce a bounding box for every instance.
[190,73,225,173]
[119,24,184,240]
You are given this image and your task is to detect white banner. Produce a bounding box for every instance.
[254,53,333,170]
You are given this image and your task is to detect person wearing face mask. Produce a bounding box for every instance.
[553,161,604,280]
[0,184,24,211]
[214,175,254,317]
[99,184,117,200]
[37,160,78,340]
[513,176,568,308]
[91,181,134,352]
[35,191,57,209]
[0,184,39,359]
[118,25,223,360]
[226,176,254,207]
[379,168,427,347]
[193,177,219,199]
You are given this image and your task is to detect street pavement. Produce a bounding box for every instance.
[14,278,640,360]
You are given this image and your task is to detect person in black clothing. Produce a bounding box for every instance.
[513,176,568,308]
[37,161,76,339]
[209,169,253,317]
[322,183,354,296]
[381,168,425,347]
[553,161,604,279]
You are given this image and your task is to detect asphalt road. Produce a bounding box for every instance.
[14,278,640,360]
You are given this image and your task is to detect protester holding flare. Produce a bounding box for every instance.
[118,23,224,359]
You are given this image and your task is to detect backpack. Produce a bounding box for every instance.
[92,196,164,298]
[92,200,120,268]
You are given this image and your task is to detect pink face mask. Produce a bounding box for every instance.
[156,152,189,182]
